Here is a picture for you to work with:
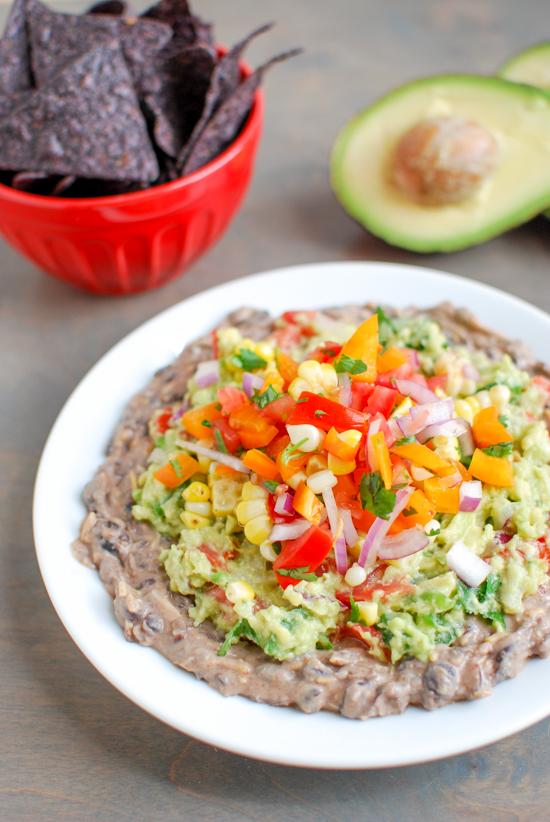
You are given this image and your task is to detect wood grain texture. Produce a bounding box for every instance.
[1,1,549,819]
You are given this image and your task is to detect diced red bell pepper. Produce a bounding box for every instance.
[212,417,241,453]
[273,525,333,588]
[307,341,343,363]
[155,408,173,434]
[366,385,398,419]
[287,391,366,432]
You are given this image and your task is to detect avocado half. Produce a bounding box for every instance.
[331,74,550,252]
[499,44,550,219]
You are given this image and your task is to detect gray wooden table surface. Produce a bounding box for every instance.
[2,1,550,819]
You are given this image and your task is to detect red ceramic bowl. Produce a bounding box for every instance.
[0,64,263,295]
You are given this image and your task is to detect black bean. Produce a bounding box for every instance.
[100,539,117,555]
[423,662,458,698]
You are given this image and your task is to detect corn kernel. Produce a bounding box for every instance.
[211,478,243,516]
[432,435,460,462]
[236,499,267,525]
[327,453,356,476]
[185,501,212,517]
[256,342,274,360]
[244,515,272,545]
[489,385,511,407]
[288,359,337,399]
[262,367,284,393]
[286,423,323,453]
[357,601,378,626]
[226,580,255,603]
[180,511,211,529]
[241,481,268,501]
[344,563,367,587]
[391,396,413,418]
[183,481,211,502]
[260,541,278,562]
[287,470,307,490]
[196,455,211,473]
[476,390,491,408]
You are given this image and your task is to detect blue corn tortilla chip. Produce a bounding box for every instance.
[142,0,213,50]
[177,23,273,169]
[87,1,131,15]
[27,0,172,89]
[0,40,159,182]
[0,0,32,94]
[181,48,301,175]
[142,44,215,158]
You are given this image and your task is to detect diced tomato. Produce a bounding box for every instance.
[261,394,296,424]
[366,385,398,419]
[217,386,248,415]
[427,375,447,392]
[181,403,222,440]
[199,544,226,569]
[208,585,229,604]
[375,359,413,387]
[287,391,366,432]
[266,432,290,459]
[156,408,173,434]
[212,417,241,453]
[350,381,375,410]
[336,564,414,605]
[308,341,343,363]
[538,538,550,563]
[273,526,333,588]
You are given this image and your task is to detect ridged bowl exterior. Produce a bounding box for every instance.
[0,90,263,295]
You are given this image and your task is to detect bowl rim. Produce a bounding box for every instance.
[0,55,263,210]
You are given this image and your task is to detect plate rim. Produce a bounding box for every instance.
[33,260,550,769]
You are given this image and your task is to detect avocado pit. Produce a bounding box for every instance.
[392,116,499,205]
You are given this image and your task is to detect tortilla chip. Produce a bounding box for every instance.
[143,44,215,158]
[142,0,213,49]
[177,23,273,169]
[0,40,159,182]
[0,0,32,94]
[28,0,172,88]
[182,48,301,174]
[87,1,131,15]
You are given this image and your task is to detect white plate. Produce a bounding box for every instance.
[33,261,550,769]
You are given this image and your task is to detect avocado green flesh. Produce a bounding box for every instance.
[498,44,550,219]
[331,74,550,252]
[132,317,550,663]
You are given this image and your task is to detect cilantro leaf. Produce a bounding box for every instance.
[403,506,418,517]
[280,438,307,465]
[359,472,396,520]
[217,618,258,656]
[214,429,228,454]
[154,435,166,449]
[276,566,317,582]
[232,348,268,371]
[349,594,361,623]
[395,435,416,446]
[376,306,396,347]
[170,458,183,478]
[252,384,281,409]
[152,501,165,519]
[263,480,279,493]
[476,382,497,393]
[314,409,328,418]
[334,354,367,375]
[316,635,333,651]
[457,573,505,631]
[201,419,212,428]
[482,442,513,457]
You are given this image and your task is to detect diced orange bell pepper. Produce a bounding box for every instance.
[423,477,460,513]
[327,453,356,476]
[213,464,241,479]
[472,406,511,448]
[377,346,408,374]
[371,430,392,490]
[276,351,299,386]
[391,442,451,476]
[324,427,362,461]
[276,444,309,484]
[228,404,278,449]
[340,314,378,383]
[154,453,200,489]
[469,448,513,487]
[242,449,280,481]
[181,403,222,440]
[293,481,325,525]
[390,488,435,532]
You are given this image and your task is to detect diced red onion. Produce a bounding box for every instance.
[395,379,438,404]
[463,363,479,381]
[387,418,402,442]
[333,535,349,574]
[494,531,512,545]
[366,418,382,470]
[458,425,475,458]
[338,373,352,407]
[459,480,482,512]
[170,402,188,422]
[274,491,295,517]
[269,519,311,542]
[447,540,491,587]
[194,359,220,388]
[396,407,430,437]
[358,486,414,567]
[407,349,420,369]
[439,469,462,489]
[322,487,339,536]
[242,371,264,397]
[378,527,429,560]
[339,507,359,547]
[417,417,469,443]
[412,399,454,425]
[410,465,433,481]
[176,439,250,473]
